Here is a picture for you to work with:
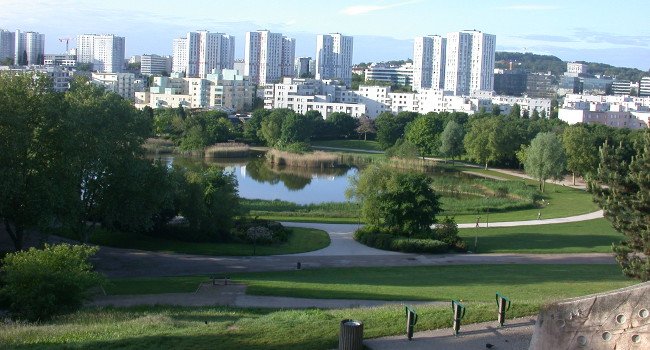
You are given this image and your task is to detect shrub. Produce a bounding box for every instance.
[435,217,467,252]
[390,238,448,253]
[0,244,104,321]
[234,219,289,244]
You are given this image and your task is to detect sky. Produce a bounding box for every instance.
[1,0,649,70]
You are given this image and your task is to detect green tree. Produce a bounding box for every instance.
[563,124,600,185]
[405,114,444,157]
[280,112,314,145]
[0,244,104,321]
[492,104,501,116]
[326,112,357,139]
[524,132,566,192]
[464,116,527,169]
[244,109,271,143]
[531,109,540,121]
[0,73,67,250]
[375,112,418,150]
[259,109,292,147]
[439,120,465,163]
[62,78,151,242]
[590,130,649,280]
[509,103,521,118]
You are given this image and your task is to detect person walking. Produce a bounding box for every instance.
[476,216,481,227]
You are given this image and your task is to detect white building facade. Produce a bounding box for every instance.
[315,33,353,87]
[171,31,235,78]
[14,30,45,66]
[91,72,139,100]
[559,93,650,129]
[412,35,446,91]
[0,29,16,63]
[444,30,495,95]
[141,54,172,76]
[245,30,295,85]
[77,34,125,73]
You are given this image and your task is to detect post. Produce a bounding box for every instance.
[496,292,511,327]
[405,306,418,340]
[451,300,466,335]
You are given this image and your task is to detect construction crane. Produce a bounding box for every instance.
[58,38,72,53]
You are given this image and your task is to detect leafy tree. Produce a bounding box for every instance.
[492,104,501,116]
[531,109,540,121]
[523,132,566,192]
[522,109,530,119]
[280,112,313,145]
[347,164,440,237]
[439,120,465,163]
[563,124,600,185]
[405,114,444,157]
[590,130,649,280]
[375,112,418,149]
[464,116,527,169]
[0,244,104,321]
[356,116,376,140]
[540,109,547,119]
[62,78,151,242]
[244,109,271,143]
[0,73,67,250]
[509,103,521,118]
[326,112,357,139]
[259,109,292,147]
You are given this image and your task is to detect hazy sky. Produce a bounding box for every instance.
[2,0,649,69]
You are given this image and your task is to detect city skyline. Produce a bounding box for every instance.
[1,0,649,70]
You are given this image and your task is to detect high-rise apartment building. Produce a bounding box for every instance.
[412,35,446,91]
[171,31,235,78]
[294,57,312,77]
[14,30,45,66]
[0,29,16,63]
[141,54,172,76]
[76,34,125,73]
[245,30,295,85]
[315,33,353,87]
[444,30,495,95]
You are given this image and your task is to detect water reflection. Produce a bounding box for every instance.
[154,155,357,204]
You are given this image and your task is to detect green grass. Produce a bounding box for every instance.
[459,218,621,253]
[4,264,636,349]
[0,304,539,350]
[311,139,383,152]
[81,227,330,256]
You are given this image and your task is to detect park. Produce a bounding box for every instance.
[0,74,648,349]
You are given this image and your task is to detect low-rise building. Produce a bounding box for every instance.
[44,54,77,67]
[91,72,139,100]
[135,69,253,112]
[364,63,413,86]
[559,93,650,129]
[0,65,76,92]
[140,54,172,76]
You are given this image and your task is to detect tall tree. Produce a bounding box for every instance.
[590,130,649,281]
[326,112,357,139]
[509,103,521,118]
[523,132,566,192]
[563,124,600,185]
[439,120,465,163]
[356,116,376,141]
[0,73,67,250]
[405,114,444,157]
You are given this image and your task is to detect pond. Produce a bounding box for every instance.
[156,155,358,205]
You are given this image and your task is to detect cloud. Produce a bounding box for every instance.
[573,28,650,47]
[500,4,560,11]
[340,1,420,16]
[518,34,576,43]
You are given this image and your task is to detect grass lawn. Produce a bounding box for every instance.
[83,227,330,256]
[5,264,635,349]
[459,218,621,253]
[311,139,383,152]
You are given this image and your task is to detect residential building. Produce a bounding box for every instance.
[526,73,556,98]
[0,65,76,92]
[135,69,253,112]
[245,30,295,85]
[364,63,413,86]
[559,94,650,129]
[491,95,552,116]
[141,54,172,75]
[638,77,650,97]
[493,69,527,96]
[294,56,312,78]
[443,30,495,95]
[44,54,77,67]
[612,80,632,95]
[315,33,353,86]
[566,62,588,76]
[412,35,446,91]
[0,29,15,63]
[14,30,45,65]
[91,72,138,100]
[171,31,235,78]
[76,34,125,73]
[233,59,246,75]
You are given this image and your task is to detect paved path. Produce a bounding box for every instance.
[91,283,446,309]
[457,210,603,228]
[366,316,537,350]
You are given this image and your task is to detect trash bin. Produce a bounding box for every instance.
[339,319,363,350]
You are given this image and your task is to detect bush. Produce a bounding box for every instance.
[0,244,104,321]
[390,238,448,253]
[234,219,289,244]
[435,217,467,252]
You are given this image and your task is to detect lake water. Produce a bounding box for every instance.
[156,155,358,205]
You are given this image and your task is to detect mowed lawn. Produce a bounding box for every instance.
[311,139,383,151]
[458,218,621,253]
[81,227,330,256]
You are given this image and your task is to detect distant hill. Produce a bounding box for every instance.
[496,52,648,82]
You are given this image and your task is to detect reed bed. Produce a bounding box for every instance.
[143,137,175,154]
[204,143,250,158]
[266,149,341,168]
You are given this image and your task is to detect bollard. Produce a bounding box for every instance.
[338,319,363,350]
[296,262,301,270]
[496,292,511,327]
[451,300,466,336]
[405,306,418,340]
